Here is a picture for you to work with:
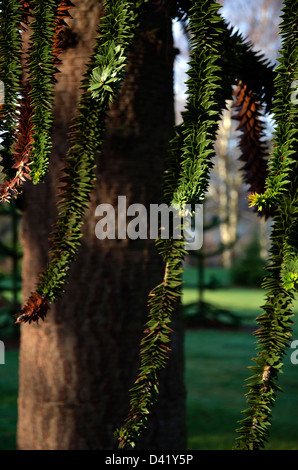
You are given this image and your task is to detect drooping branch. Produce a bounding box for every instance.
[219,18,277,219]
[0,0,74,203]
[233,82,269,194]
[15,0,147,324]
[27,0,72,184]
[115,237,186,449]
[222,24,276,113]
[169,4,225,210]
[247,2,298,214]
[115,0,227,449]
[0,0,23,181]
[235,0,298,450]
[52,0,74,68]
[0,85,33,203]
[232,80,273,218]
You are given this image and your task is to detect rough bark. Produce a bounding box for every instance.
[17,1,186,450]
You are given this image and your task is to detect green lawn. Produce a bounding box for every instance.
[183,266,298,450]
[185,328,298,450]
[182,265,298,327]
[0,349,18,450]
[0,266,298,450]
[183,285,265,327]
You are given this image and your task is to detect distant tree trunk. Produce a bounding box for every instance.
[17,2,186,450]
[214,102,241,267]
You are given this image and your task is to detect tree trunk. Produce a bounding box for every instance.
[17,2,186,450]
[215,103,240,267]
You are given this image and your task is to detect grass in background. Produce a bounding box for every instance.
[182,265,298,327]
[185,328,298,450]
[0,349,18,450]
[183,265,298,450]
[0,266,297,450]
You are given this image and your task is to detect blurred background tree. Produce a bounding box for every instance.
[174,0,283,273]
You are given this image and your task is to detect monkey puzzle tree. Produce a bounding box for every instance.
[1,0,186,450]
[0,0,297,451]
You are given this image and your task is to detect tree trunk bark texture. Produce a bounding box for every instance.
[17,1,186,450]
